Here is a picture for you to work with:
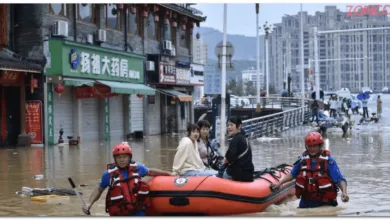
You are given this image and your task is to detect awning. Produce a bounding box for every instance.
[160,89,192,102]
[176,61,191,68]
[63,77,94,87]
[96,80,155,95]
[0,48,42,73]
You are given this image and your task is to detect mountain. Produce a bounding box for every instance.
[205,59,260,82]
[193,26,265,61]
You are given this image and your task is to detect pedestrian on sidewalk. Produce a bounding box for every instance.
[377,95,382,118]
[362,97,369,118]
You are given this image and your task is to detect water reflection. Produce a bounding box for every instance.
[0,95,390,216]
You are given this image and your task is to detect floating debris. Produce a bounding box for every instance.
[34,174,44,180]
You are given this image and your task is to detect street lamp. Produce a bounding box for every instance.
[283,52,291,90]
[263,22,272,97]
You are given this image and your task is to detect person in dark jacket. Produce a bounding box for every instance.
[219,116,255,182]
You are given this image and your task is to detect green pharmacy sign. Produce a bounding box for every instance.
[47,39,145,83]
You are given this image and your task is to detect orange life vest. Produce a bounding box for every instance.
[295,150,338,203]
[105,162,151,216]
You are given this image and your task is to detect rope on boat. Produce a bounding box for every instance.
[254,164,292,183]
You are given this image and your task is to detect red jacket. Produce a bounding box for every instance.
[295,150,338,203]
[105,162,150,216]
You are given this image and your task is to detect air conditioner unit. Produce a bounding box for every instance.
[96,29,106,42]
[171,47,176,57]
[163,40,172,50]
[145,61,155,71]
[52,20,68,37]
[86,34,93,44]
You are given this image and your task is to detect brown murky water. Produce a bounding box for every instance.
[0,94,389,216]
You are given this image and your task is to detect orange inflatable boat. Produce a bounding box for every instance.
[146,164,295,216]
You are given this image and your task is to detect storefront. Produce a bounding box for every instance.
[154,61,193,134]
[0,48,43,147]
[190,63,205,102]
[45,39,155,145]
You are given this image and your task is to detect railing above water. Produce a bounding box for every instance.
[231,96,310,110]
[242,104,311,139]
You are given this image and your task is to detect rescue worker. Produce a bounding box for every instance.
[271,132,349,208]
[82,142,173,216]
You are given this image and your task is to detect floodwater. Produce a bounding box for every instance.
[0,94,389,216]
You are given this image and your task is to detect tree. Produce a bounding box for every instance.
[227,79,244,96]
[227,79,237,94]
[244,81,256,96]
[236,80,244,96]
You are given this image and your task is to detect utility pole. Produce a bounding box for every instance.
[220,4,227,153]
[263,22,271,97]
[255,3,261,112]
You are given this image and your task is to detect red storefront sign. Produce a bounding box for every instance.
[25,101,43,144]
[76,85,117,99]
[0,71,23,84]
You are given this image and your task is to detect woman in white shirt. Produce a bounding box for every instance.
[172,123,218,176]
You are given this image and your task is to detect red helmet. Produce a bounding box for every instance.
[305,132,324,146]
[112,142,132,156]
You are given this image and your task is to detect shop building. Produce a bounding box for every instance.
[9,4,205,145]
[0,4,44,147]
[45,39,154,145]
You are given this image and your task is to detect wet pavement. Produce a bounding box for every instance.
[0,94,389,216]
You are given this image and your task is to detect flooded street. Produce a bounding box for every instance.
[1,94,389,216]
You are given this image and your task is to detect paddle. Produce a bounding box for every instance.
[68,177,91,215]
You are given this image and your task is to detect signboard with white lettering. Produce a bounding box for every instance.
[203,70,221,94]
[176,67,190,85]
[190,64,204,86]
[159,62,191,85]
[159,62,176,84]
[47,39,144,83]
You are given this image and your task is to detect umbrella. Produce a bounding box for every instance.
[311,90,324,99]
[357,93,370,101]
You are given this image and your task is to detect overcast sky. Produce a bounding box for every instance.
[193,3,352,36]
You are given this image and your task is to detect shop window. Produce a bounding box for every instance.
[128,8,137,35]
[137,11,144,37]
[164,23,171,41]
[106,4,122,31]
[186,29,191,49]
[180,102,185,119]
[155,16,160,41]
[179,29,186,48]
[147,12,155,40]
[49,4,70,17]
[171,26,176,46]
[77,4,98,25]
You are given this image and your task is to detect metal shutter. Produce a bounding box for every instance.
[130,95,144,132]
[54,87,73,143]
[109,95,125,141]
[81,98,100,141]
